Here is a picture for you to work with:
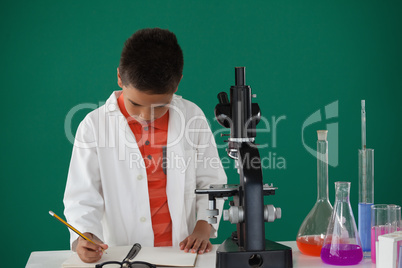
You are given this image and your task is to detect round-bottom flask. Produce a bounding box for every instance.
[321,181,363,265]
[296,130,333,256]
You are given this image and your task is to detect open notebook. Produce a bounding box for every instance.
[62,245,198,267]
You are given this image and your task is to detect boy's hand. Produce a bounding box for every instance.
[179,220,212,254]
[76,232,109,263]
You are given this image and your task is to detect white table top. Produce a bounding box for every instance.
[26,241,376,268]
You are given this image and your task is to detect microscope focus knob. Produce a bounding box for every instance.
[206,209,218,224]
[206,198,219,224]
[264,205,281,222]
[223,210,229,221]
[207,216,217,224]
[276,207,282,219]
[223,206,244,224]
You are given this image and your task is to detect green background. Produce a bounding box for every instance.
[1,0,401,266]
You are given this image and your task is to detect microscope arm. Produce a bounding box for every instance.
[237,142,265,251]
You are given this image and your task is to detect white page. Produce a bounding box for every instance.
[136,246,198,267]
[62,245,197,268]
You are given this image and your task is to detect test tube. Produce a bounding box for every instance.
[372,205,402,263]
[371,204,389,263]
[358,148,374,254]
[389,205,402,268]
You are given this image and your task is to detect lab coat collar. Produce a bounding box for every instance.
[105,91,182,126]
[116,93,169,131]
[104,91,180,139]
[104,91,182,114]
[104,91,122,114]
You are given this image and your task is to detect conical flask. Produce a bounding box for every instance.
[321,181,363,265]
[296,130,333,256]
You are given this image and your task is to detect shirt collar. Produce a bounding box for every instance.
[117,93,169,131]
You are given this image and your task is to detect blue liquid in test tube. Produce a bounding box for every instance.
[358,202,373,252]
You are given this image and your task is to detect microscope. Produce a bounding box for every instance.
[195,67,293,268]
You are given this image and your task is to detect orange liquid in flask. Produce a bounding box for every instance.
[296,235,325,256]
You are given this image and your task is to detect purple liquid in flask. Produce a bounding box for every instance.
[321,182,363,265]
[321,244,363,265]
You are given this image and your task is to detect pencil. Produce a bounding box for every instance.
[49,211,106,254]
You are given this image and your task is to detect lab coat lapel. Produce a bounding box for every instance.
[105,91,139,150]
[112,93,143,164]
[166,95,188,247]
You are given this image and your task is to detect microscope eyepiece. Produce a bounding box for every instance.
[218,92,229,104]
[235,67,245,86]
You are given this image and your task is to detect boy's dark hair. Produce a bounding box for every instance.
[119,28,184,94]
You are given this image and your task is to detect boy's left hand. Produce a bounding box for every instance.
[179,220,212,254]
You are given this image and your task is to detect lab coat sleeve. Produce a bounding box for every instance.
[63,117,105,250]
[193,112,227,238]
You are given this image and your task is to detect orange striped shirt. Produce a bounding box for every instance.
[118,93,172,247]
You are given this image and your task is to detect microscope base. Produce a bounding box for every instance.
[216,238,293,268]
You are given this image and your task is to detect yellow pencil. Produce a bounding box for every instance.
[49,211,106,254]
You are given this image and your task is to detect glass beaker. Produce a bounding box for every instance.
[321,181,363,265]
[296,130,333,256]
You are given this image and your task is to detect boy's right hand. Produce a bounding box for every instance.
[76,232,109,263]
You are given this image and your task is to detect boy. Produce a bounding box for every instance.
[63,28,227,263]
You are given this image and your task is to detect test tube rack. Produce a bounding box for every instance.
[378,231,402,268]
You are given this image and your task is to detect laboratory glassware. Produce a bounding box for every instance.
[377,231,402,268]
[296,130,333,256]
[321,181,363,265]
[358,148,374,253]
[389,205,402,267]
[371,204,401,263]
[358,100,374,254]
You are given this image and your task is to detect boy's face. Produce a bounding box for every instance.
[117,69,175,122]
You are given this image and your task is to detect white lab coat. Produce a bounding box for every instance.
[63,91,227,250]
